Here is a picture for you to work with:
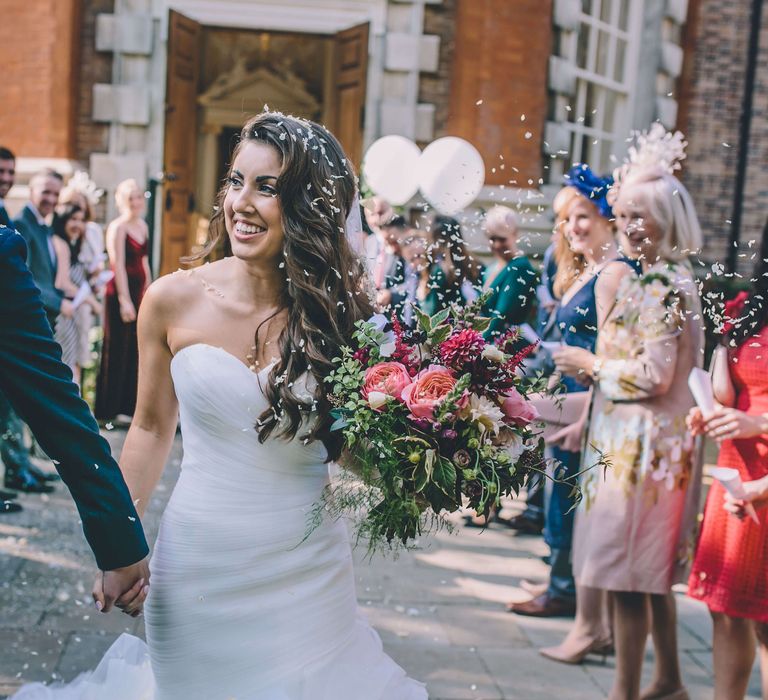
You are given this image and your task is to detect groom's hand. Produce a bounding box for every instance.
[92,557,151,616]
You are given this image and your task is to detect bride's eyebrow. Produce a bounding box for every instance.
[231,169,277,183]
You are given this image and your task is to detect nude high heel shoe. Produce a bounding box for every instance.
[539,637,613,665]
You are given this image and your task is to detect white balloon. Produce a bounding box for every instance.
[417,137,485,215]
[362,136,421,206]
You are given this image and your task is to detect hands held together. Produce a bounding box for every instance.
[92,556,150,617]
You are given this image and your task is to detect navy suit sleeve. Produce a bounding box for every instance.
[0,230,148,570]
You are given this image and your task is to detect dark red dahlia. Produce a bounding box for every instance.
[439,328,486,371]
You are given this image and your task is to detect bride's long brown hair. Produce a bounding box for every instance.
[189,112,373,459]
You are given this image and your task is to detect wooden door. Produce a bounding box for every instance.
[160,10,201,277]
[328,23,369,168]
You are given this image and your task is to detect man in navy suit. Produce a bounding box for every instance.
[1,168,67,493]
[13,168,68,323]
[1,225,150,613]
[0,146,14,228]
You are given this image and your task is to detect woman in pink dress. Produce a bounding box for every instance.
[552,127,704,700]
[687,225,768,699]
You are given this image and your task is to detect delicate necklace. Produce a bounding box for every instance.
[198,274,280,374]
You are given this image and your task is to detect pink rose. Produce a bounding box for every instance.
[401,365,458,420]
[500,388,539,425]
[362,362,412,407]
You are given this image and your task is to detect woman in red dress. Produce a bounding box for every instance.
[95,179,150,423]
[688,225,768,700]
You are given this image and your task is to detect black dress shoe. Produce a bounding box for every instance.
[2,500,23,513]
[0,488,18,500]
[26,462,60,483]
[496,513,544,535]
[4,469,55,494]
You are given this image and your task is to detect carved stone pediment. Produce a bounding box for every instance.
[198,58,321,126]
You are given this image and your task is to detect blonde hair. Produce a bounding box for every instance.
[485,205,519,234]
[115,178,140,215]
[552,187,590,299]
[617,169,703,261]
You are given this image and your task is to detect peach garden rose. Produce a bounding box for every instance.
[401,365,460,420]
[362,362,412,410]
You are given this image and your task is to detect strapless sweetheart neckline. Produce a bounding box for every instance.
[172,342,277,380]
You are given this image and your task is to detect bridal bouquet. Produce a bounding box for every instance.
[324,298,544,549]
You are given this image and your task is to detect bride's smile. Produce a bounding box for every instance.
[224,141,283,263]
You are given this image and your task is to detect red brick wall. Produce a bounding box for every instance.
[444,0,552,187]
[678,0,768,266]
[75,0,115,164]
[419,0,457,142]
[0,0,81,158]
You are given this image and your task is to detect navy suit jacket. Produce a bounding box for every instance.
[13,204,63,319]
[0,204,11,228]
[0,227,148,570]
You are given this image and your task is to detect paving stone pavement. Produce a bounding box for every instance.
[0,428,762,699]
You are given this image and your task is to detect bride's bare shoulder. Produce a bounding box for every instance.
[142,265,206,315]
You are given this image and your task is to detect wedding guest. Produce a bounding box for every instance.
[52,203,101,385]
[0,146,27,505]
[480,206,537,341]
[0,146,15,227]
[509,165,634,619]
[373,214,407,310]
[59,173,108,379]
[551,130,704,700]
[95,179,150,424]
[364,196,395,276]
[419,215,482,315]
[398,231,430,326]
[687,221,768,700]
[4,168,67,493]
[59,171,107,286]
[13,168,66,324]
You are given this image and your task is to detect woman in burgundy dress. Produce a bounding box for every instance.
[688,223,768,700]
[95,179,150,423]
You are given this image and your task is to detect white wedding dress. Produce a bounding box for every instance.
[14,343,427,700]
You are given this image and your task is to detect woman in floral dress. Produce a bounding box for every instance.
[553,127,705,700]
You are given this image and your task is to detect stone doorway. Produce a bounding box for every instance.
[159,10,368,276]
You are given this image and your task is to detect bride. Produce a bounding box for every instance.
[14,113,427,699]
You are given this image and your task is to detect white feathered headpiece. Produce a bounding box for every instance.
[65,170,105,206]
[613,123,687,190]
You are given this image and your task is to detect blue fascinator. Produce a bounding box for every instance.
[564,163,614,219]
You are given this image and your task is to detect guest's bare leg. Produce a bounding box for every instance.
[540,584,611,662]
[712,611,755,700]
[755,622,768,700]
[640,593,684,698]
[608,591,650,700]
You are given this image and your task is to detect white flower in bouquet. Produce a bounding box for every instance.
[466,393,505,435]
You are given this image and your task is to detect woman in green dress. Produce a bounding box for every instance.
[480,206,538,340]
